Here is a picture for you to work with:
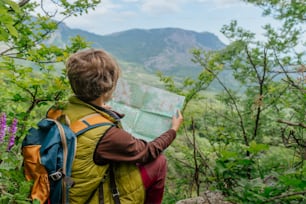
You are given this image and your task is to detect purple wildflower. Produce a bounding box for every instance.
[0,113,6,143]
[7,118,18,151]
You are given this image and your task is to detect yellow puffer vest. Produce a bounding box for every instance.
[64,96,145,204]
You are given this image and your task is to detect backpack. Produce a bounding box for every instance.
[22,107,117,204]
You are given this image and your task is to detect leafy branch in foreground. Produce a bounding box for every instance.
[0,0,102,202]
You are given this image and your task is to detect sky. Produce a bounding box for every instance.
[40,0,280,44]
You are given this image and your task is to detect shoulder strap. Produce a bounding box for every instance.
[70,113,114,136]
[45,118,69,204]
[47,108,120,203]
[109,164,121,204]
[71,114,120,204]
[46,106,115,136]
[46,108,115,204]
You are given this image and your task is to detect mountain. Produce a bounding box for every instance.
[47,23,243,91]
[48,23,226,77]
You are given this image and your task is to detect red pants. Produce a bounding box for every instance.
[138,155,167,204]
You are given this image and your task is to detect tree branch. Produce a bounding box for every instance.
[204,64,248,146]
[41,0,58,17]
[262,190,306,203]
[273,50,305,93]
[18,0,30,7]
[277,119,306,128]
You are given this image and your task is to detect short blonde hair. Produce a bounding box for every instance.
[66,49,120,102]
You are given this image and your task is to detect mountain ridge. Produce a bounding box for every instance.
[47,23,242,91]
[50,23,226,77]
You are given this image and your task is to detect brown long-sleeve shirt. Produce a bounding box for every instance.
[93,127,176,165]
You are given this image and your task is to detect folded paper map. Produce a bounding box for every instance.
[108,79,185,141]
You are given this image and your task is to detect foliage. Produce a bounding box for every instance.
[0,113,32,203]
[161,1,306,203]
[244,0,306,24]
[0,0,100,201]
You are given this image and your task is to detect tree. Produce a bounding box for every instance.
[0,0,101,202]
[0,0,100,139]
[161,1,305,203]
[243,0,306,160]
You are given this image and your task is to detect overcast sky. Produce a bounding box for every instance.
[40,0,279,44]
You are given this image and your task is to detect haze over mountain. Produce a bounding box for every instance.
[49,23,226,78]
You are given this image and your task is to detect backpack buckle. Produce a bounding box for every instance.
[49,171,63,181]
[112,188,120,197]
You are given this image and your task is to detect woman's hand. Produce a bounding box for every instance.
[171,110,183,132]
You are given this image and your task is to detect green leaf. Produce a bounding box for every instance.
[3,0,21,13]
[280,175,306,190]
[248,141,269,154]
[5,23,18,38]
